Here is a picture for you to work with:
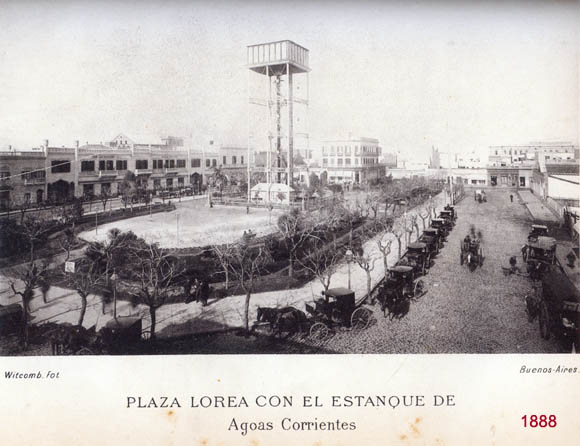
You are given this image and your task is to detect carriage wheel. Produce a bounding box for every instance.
[538,301,550,340]
[414,279,425,297]
[351,307,372,330]
[75,347,94,355]
[309,322,329,340]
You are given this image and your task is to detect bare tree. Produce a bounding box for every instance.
[353,246,378,303]
[9,259,51,348]
[297,239,342,292]
[366,192,381,219]
[277,208,320,278]
[128,243,182,339]
[375,233,393,273]
[211,242,236,291]
[226,240,272,332]
[18,216,47,263]
[418,209,431,230]
[410,214,420,242]
[391,223,404,261]
[99,189,111,213]
[59,224,77,263]
[68,259,102,326]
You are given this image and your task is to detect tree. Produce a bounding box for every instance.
[226,239,272,332]
[277,208,321,278]
[353,245,378,303]
[211,242,236,291]
[418,209,431,230]
[297,239,342,292]
[18,216,47,263]
[366,192,381,219]
[99,188,111,213]
[375,232,393,273]
[59,225,77,263]
[119,171,137,210]
[9,259,51,348]
[68,259,101,326]
[410,214,420,242]
[128,243,182,339]
[210,165,227,192]
[391,224,404,260]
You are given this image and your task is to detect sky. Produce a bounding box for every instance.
[0,0,578,162]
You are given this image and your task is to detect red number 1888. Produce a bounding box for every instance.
[522,415,557,428]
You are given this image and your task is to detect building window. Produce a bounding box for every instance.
[169,160,175,168]
[83,184,94,197]
[116,160,127,171]
[81,161,95,172]
[323,159,328,166]
[330,146,335,155]
[223,156,227,165]
[166,178,173,189]
[192,159,201,168]
[106,160,114,170]
[241,156,244,165]
[232,156,237,165]
[153,160,162,169]
[178,177,184,186]
[51,160,71,173]
[176,159,186,168]
[136,160,148,170]
[337,158,343,166]
[519,176,526,187]
[355,158,359,166]
[153,179,161,189]
[212,159,217,167]
[101,183,111,194]
[206,159,210,168]
[345,158,351,165]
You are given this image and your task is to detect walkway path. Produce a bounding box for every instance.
[517,189,559,222]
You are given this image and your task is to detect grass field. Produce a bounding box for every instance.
[79,200,283,248]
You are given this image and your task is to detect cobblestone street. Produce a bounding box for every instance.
[303,188,563,354]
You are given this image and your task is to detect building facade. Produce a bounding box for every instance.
[488,142,577,166]
[0,135,227,208]
[318,137,385,184]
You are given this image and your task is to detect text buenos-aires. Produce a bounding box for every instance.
[520,365,578,373]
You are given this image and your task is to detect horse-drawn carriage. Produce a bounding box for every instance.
[376,266,426,318]
[439,210,455,228]
[528,224,549,242]
[525,264,580,351]
[474,189,487,203]
[522,236,557,280]
[460,236,484,270]
[419,228,442,254]
[253,288,375,341]
[0,304,23,336]
[399,242,431,276]
[430,218,450,239]
[46,316,149,355]
[444,204,457,221]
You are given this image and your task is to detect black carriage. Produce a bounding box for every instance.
[376,266,426,318]
[522,236,557,280]
[528,224,549,242]
[305,287,374,340]
[444,204,457,221]
[430,218,450,239]
[0,304,23,336]
[526,264,580,351]
[439,210,455,228]
[399,242,431,276]
[460,236,483,270]
[419,227,442,254]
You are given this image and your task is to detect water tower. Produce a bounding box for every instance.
[247,40,310,199]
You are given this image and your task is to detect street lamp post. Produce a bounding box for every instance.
[345,248,353,290]
[110,271,119,320]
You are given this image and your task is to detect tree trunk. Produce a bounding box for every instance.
[288,255,294,278]
[21,300,29,349]
[396,237,402,259]
[78,294,87,326]
[366,272,372,303]
[149,306,157,340]
[383,254,388,274]
[244,290,251,332]
[224,267,229,290]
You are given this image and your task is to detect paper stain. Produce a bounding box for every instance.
[250,440,260,446]
[198,438,208,446]
[409,416,422,437]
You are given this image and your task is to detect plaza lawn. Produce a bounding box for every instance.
[78,200,283,248]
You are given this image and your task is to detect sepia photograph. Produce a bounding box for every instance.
[0,0,578,358]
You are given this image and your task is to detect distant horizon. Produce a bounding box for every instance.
[1,1,578,163]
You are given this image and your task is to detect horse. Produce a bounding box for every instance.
[273,307,308,338]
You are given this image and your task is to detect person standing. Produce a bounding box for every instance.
[200,280,209,307]
[510,193,514,203]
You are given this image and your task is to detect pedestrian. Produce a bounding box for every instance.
[200,280,209,307]
[39,279,50,304]
[246,205,249,214]
[510,194,514,203]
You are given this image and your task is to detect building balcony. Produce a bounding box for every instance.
[23,178,46,185]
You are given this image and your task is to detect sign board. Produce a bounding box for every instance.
[64,261,75,273]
